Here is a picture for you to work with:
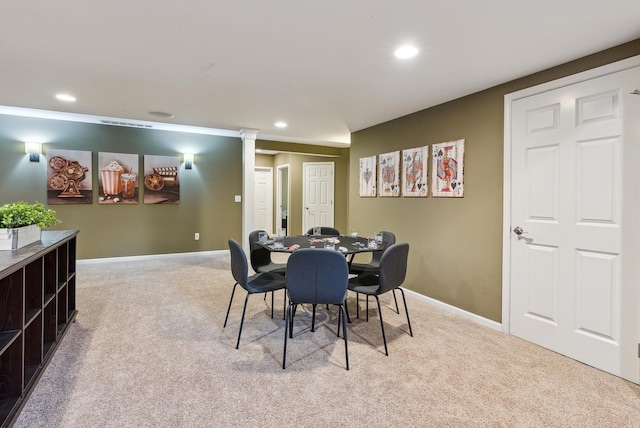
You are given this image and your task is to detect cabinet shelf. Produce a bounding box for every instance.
[24,309,41,328]
[0,330,20,355]
[0,230,78,427]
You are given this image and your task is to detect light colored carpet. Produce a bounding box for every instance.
[13,252,640,427]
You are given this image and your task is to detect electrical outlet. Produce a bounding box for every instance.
[234,195,241,202]
[194,232,200,240]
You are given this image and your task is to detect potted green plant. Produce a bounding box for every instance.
[0,201,61,250]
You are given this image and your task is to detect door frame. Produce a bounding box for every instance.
[276,163,290,234]
[302,161,334,235]
[502,55,640,334]
[254,166,274,234]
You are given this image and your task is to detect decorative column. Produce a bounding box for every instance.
[240,128,259,252]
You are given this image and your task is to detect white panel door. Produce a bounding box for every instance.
[510,66,639,383]
[254,167,273,234]
[303,162,334,234]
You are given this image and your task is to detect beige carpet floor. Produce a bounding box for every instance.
[12,252,640,427]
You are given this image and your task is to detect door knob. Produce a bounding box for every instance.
[513,226,526,235]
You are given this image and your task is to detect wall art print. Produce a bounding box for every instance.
[98,152,139,204]
[378,151,400,197]
[402,145,428,197]
[46,149,93,204]
[359,155,377,197]
[143,154,180,204]
[431,139,465,197]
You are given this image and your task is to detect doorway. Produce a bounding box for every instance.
[276,164,289,235]
[302,162,334,234]
[503,56,640,383]
[254,167,273,235]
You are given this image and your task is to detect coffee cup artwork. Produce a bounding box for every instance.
[98,152,139,204]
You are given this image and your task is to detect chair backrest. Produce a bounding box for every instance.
[305,227,340,236]
[248,229,273,272]
[286,249,348,305]
[371,231,396,263]
[378,243,409,294]
[228,238,249,289]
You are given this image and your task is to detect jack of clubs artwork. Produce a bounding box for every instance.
[402,145,428,197]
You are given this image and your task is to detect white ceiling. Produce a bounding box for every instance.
[1,0,639,146]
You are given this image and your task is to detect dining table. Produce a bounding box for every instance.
[257,234,387,261]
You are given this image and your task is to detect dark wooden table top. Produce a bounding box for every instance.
[258,235,387,255]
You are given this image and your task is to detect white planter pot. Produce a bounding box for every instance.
[0,225,42,250]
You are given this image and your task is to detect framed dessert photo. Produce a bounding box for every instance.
[98,152,139,204]
[431,139,465,198]
[378,151,400,197]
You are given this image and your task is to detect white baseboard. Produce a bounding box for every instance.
[78,250,228,264]
[402,288,502,332]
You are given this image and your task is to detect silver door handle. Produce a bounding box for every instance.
[513,226,527,235]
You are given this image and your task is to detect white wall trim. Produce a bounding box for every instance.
[403,288,502,332]
[78,250,228,264]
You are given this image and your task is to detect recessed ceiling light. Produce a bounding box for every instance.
[275,121,287,128]
[55,93,76,102]
[394,45,419,59]
[148,111,175,118]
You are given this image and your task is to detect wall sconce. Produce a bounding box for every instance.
[183,153,194,170]
[25,142,42,162]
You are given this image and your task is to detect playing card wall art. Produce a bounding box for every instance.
[402,145,428,197]
[431,139,465,197]
[359,155,377,197]
[46,149,93,204]
[378,151,400,197]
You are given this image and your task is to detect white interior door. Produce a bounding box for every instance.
[276,164,289,235]
[254,167,273,234]
[302,162,334,234]
[507,63,639,383]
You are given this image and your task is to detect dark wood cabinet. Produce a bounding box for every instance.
[0,230,78,427]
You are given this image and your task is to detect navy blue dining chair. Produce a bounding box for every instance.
[347,242,412,356]
[248,229,287,275]
[305,227,340,236]
[283,248,349,370]
[224,238,286,349]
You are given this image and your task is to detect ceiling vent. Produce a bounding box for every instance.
[99,119,153,129]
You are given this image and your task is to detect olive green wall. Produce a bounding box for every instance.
[349,40,640,323]
[0,115,243,259]
[0,117,350,260]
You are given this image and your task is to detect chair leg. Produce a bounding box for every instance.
[356,292,360,319]
[392,289,400,314]
[235,293,251,349]
[311,304,317,332]
[398,288,413,337]
[283,290,287,320]
[289,303,297,338]
[341,304,349,370]
[374,295,388,356]
[344,298,352,324]
[283,303,291,369]
[366,295,370,322]
[223,283,238,328]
